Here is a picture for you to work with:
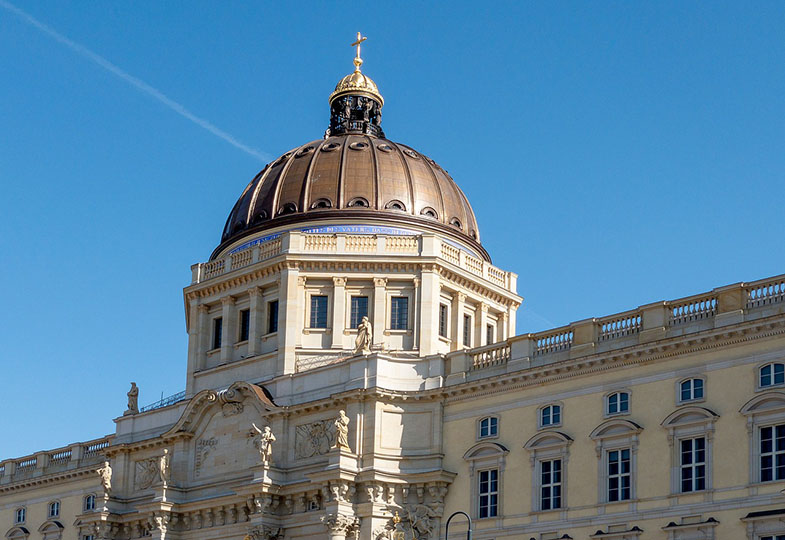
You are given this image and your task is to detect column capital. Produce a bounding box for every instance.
[412,277,421,287]
[297,276,307,286]
[480,303,490,313]
[220,295,236,306]
[373,277,388,288]
[197,304,210,314]
[248,286,263,298]
[456,292,467,302]
[333,277,347,287]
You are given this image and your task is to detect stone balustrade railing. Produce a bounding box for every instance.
[0,436,112,484]
[448,273,785,376]
[191,231,517,292]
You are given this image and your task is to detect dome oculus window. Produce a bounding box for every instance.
[296,145,315,157]
[403,149,419,159]
[347,197,369,208]
[450,218,462,229]
[377,143,393,153]
[385,200,406,212]
[321,142,341,152]
[420,207,438,219]
[278,202,298,215]
[760,363,785,388]
[349,141,369,151]
[310,198,333,210]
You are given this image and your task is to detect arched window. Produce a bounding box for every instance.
[450,218,462,228]
[278,202,298,215]
[15,507,26,523]
[540,404,562,428]
[47,500,60,518]
[760,363,785,388]
[420,207,438,219]
[310,198,332,209]
[347,197,369,208]
[679,378,705,403]
[606,391,630,416]
[478,416,498,439]
[384,200,406,211]
[83,494,96,512]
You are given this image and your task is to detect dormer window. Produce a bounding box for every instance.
[760,363,785,388]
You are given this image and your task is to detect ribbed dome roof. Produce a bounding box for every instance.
[215,135,486,260]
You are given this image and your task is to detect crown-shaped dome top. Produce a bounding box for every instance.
[329,70,384,107]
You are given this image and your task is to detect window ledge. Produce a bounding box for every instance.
[233,340,249,349]
[603,411,631,419]
[756,384,785,393]
[385,328,412,335]
[262,331,278,341]
[303,327,331,335]
[438,335,451,344]
[206,348,220,356]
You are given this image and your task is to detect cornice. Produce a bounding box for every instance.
[0,464,101,494]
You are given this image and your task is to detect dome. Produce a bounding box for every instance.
[212,35,487,261]
[214,135,486,260]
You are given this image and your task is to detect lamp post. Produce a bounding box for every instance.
[444,511,472,540]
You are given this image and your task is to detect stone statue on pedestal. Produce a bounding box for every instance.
[97,461,112,494]
[334,410,351,451]
[125,382,139,415]
[355,316,372,354]
[158,449,171,487]
[251,423,276,464]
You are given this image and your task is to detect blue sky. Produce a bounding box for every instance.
[1,2,783,458]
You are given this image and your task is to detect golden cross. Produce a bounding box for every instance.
[351,32,367,70]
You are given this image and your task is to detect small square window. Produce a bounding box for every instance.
[541,405,561,427]
[239,309,250,342]
[439,304,449,338]
[479,416,498,439]
[391,297,409,330]
[267,300,279,334]
[680,378,704,402]
[350,296,369,329]
[310,295,328,328]
[607,392,630,415]
[212,317,223,349]
[761,363,785,388]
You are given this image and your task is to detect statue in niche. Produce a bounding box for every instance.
[333,410,351,451]
[158,449,171,487]
[251,423,276,464]
[355,316,373,354]
[97,461,112,494]
[125,382,139,415]
[343,97,352,123]
[362,98,372,122]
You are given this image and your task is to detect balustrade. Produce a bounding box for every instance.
[747,276,785,308]
[668,295,717,325]
[599,312,641,341]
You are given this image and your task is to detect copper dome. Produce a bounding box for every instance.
[215,135,486,260]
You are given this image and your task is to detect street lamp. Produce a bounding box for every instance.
[444,511,472,540]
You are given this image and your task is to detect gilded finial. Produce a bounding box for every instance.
[392,511,401,524]
[351,32,367,72]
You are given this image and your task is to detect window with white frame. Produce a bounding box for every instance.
[239,308,250,342]
[761,363,785,388]
[540,404,562,428]
[486,323,495,345]
[661,406,718,495]
[350,295,369,329]
[478,468,499,518]
[680,437,706,492]
[590,419,642,504]
[463,442,508,520]
[390,296,409,330]
[761,536,785,540]
[607,448,632,502]
[539,459,562,510]
[439,304,449,338]
[48,500,60,517]
[524,431,572,513]
[606,391,630,415]
[15,507,25,523]
[740,392,785,485]
[478,416,498,439]
[84,494,96,511]
[212,317,223,349]
[463,314,472,347]
[679,378,705,402]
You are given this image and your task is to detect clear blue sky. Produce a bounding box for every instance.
[1,2,783,459]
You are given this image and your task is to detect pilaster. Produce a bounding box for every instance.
[477,302,489,346]
[220,296,236,364]
[332,277,347,349]
[278,263,301,375]
[185,299,203,396]
[451,292,466,351]
[373,277,387,347]
[248,287,263,356]
[419,267,440,356]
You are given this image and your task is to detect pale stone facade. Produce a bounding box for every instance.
[3,57,785,540]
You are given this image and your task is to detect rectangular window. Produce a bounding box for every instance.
[15,508,25,523]
[350,296,369,329]
[83,536,95,540]
[268,300,279,334]
[486,323,494,345]
[540,459,562,510]
[607,392,630,415]
[479,416,498,438]
[239,309,250,342]
[607,448,631,501]
[390,296,409,330]
[680,437,706,492]
[310,295,328,328]
[212,317,223,349]
[463,314,472,347]
[760,536,785,540]
[439,304,448,338]
[478,469,499,518]
[761,424,785,482]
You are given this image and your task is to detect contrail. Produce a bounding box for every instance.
[0,0,271,162]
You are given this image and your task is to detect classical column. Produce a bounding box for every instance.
[278,262,301,375]
[498,311,508,341]
[476,302,489,346]
[372,277,387,348]
[248,287,263,356]
[321,513,359,540]
[185,299,203,396]
[220,296,236,364]
[419,265,440,356]
[332,277,347,349]
[451,292,466,351]
[195,304,209,370]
